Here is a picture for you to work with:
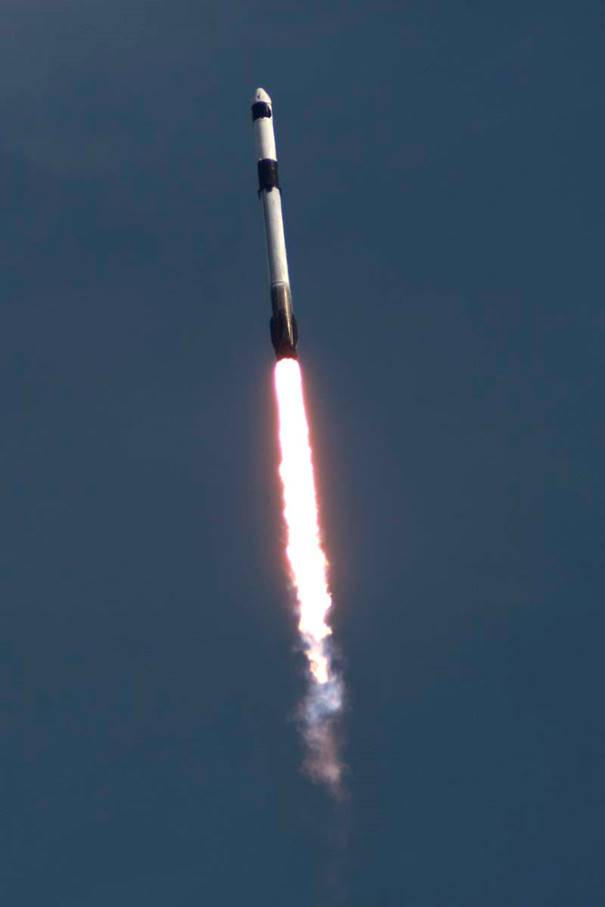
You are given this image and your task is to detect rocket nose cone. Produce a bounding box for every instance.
[253,87,272,105]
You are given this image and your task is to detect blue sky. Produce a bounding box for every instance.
[2,2,604,904]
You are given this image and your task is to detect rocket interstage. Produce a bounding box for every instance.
[252,88,299,360]
[252,89,344,790]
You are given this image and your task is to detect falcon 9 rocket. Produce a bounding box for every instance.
[252,88,299,359]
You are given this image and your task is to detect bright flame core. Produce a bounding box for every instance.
[274,358,343,787]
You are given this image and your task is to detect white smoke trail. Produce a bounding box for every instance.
[274,359,344,791]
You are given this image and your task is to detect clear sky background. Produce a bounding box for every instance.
[2,2,604,904]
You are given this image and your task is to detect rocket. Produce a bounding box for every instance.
[252,88,299,359]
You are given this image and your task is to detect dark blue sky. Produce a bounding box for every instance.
[2,2,604,904]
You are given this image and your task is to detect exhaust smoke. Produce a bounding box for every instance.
[274,358,344,791]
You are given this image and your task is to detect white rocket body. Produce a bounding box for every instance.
[252,88,298,359]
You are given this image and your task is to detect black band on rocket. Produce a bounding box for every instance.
[270,283,292,317]
[252,102,272,121]
[258,159,280,192]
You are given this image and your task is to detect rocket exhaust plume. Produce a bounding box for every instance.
[274,358,344,790]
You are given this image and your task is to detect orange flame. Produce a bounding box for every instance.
[274,359,343,787]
